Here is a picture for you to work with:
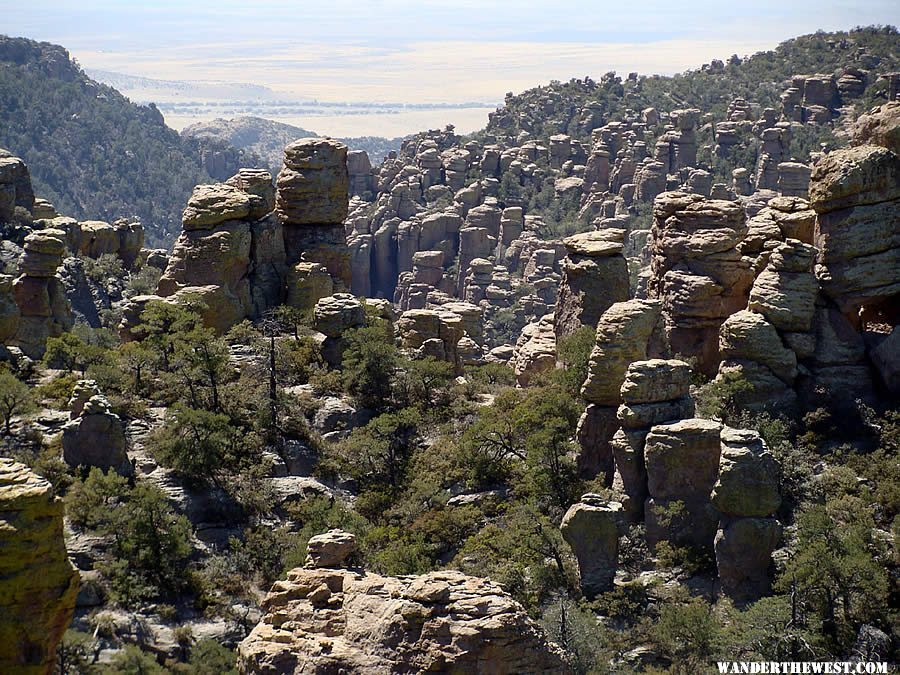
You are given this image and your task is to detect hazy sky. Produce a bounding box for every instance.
[5,0,900,103]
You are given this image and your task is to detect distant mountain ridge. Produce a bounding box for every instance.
[181,116,404,173]
[0,35,257,247]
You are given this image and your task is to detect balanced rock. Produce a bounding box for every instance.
[275,138,349,226]
[581,299,662,406]
[305,529,357,569]
[182,183,251,230]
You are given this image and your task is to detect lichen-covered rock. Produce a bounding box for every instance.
[285,261,334,311]
[182,183,251,230]
[313,293,365,339]
[275,138,349,226]
[305,530,357,569]
[581,299,662,405]
[619,359,692,405]
[747,239,818,332]
[226,168,275,219]
[398,308,464,367]
[852,101,900,153]
[715,518,781,603]
[711,427,781,518]
[554,230,628,339]
[156,220,252,332]
[237,568,567,674]
[61,395,132,477]
[561,495,622,598]
[809,115,900,317]
[647,192,752,375]
[0,459,79,674]
[719,310,798,384]
[617,397,695,430]
[644,418,722,502]
[512,314,557,387]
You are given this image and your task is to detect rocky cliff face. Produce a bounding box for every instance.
[0,459,79,674]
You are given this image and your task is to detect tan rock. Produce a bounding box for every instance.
[581,299,662,405]
[561,496,622,598]
[644,418,722,502]
[511,314,557,387]
[711,427,781,517]
[620,359,692,405]
[182,184,251,230]
[305,529,357,568]
[237,568,567,674]
[285,262,333,311]
[719,310,797,384]
[0,459,79,675]
[275,138,349,225]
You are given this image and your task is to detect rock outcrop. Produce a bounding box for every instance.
[809,102,900,321]
[578,300,662,483]
[0,459,79,674]
[611,359,695,521]
[238,565,567,674]
[712,428,782,602]
[644,418,722,551]
[277,138,351,287]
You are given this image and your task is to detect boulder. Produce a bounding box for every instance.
[644,419,722,502]
[619,359,692,405]
[305,529,358,568]
[313,294,365,339]
[581,299,662,405]
[275,138,349,226]
[554,230,629,339]
[182,184,251,230]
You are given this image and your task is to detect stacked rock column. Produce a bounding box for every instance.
[711,428,782,603]
[578,299,663,483]
[611,359,695,523]
[276,138,352,289]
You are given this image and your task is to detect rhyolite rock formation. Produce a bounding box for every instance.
[712,427,782,602]
[0,459,79,675]
[577,300,663,483]
[237,540,567,674]
[61,394,132,477]
[561,495,622,598]
[13,228,73,358]
[647,192,753,376]
[553,229,628,339]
